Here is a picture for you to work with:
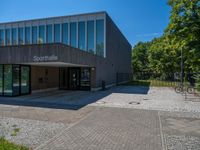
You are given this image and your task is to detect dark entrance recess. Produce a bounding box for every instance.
[59,68,69,90]
[0,64,31,97]
[59,67,91,90]
[69,68,80,90]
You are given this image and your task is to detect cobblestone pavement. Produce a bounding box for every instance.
[0,105,95,149]
[36,107,163,150]
[0,105,95,124]
[0,117,66,149]
[1,86,199,113]
[0,86,200,149]
[91,86,200,113]
[160,112,200,150]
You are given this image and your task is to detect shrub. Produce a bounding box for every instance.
[0,138,29,150]
[195,74,200,91]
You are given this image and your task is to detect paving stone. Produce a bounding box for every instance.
[36,108,162,150]
[0,105,95,124]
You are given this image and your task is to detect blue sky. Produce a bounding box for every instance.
[0,0,171,46]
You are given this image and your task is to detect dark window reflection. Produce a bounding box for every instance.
[96,19,105,57]
[46,25,52,43]
[32,26,37,44]
[0,65,2,95]
[39,25,45,44]
[70,22,77,48]
[62,23,68,45]
[3,65,12,96]
[87,21,95,54]
[81,68,91,90]
[78,22,86,50]
[54,24,61,43]
[12,28,17,45]
[18,28,24,45]
[5,29,11,46]
[0,29,4,46]
[25,27,31,44]
[13,65,20,96]
[21,66,30,94]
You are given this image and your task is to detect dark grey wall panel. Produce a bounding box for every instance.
[0,44,101,66]
[94,14,132,86]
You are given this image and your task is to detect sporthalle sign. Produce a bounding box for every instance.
[33,55,58,62]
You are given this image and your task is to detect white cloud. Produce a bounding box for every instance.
[136,32,162,37]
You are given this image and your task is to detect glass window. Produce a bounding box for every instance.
[46,25,52,43]
[96,19,105,57]
[13,65,20,96]
[0,29,5,46]
[0,65,2,95]
[62,23,68,45]
[70,22,77,48]
[3,65,12,96]
[81,68,91,90]
[18,28,24,45]
[39,25,45,44]
[5,29,11,46]
[87,21,95,53]
[12,28,17,45]
[21,66,30,94]
[32,26,37,44]
[25,27,31,44]
[54,24,60,43]
[78,22,86,50]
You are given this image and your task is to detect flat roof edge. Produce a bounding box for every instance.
[0,11,107,25]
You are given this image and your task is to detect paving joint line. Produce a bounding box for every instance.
[158,111,167,150]
[34,106,100,150]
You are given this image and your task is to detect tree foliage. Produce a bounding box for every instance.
[132,0,200,75]
[132,42,150,72]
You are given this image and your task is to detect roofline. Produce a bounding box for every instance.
[105,13,132,47]
[0,11,107,25]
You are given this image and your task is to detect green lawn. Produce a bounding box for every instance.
[125,80,179,87]
[0,138,29,150]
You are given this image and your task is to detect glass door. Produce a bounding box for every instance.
[69,68,80,90]
[3,65,13,96]
[21,66,30,95]
[13,65,20,96]
[0,65,3,95]
[59,68,69,90]
[80,68,91,90]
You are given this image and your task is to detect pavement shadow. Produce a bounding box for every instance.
[0,85,150,110]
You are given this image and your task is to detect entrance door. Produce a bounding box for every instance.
[69,68,80,90]
[20,66,30,95]
[59,68,69,90]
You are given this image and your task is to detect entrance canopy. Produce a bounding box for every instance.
[0,44,100,67]
[21,62,89,68]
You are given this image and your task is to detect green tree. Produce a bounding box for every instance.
[132,0,200,77]
[195,74,200,91]
[165,0,200,73]
[132,42,150,72]
[147,36,180,80]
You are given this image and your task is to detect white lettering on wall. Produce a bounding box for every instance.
[33,55,58,62]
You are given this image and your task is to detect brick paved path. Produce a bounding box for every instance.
[36,107,163,150]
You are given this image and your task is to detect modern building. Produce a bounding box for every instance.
[0,11,132,96]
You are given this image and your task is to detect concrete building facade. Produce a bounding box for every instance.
[0,12,132,96]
